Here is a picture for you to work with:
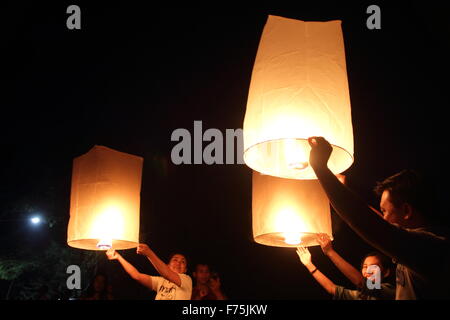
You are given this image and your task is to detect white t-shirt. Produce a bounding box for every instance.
[151,273,192,300]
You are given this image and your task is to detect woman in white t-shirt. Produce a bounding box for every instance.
[106,243,192,300]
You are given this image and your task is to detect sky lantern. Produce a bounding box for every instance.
[252,171,332,247]
[243,15,354,180]
[245,15,354,246]
[67,145,143,250]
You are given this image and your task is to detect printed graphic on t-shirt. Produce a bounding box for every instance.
[158,280,177,300]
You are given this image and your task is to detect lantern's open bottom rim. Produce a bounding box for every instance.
[254,232,334,248]
[243,138,354,162]
[68,239,139,251]
[243,138,354,179]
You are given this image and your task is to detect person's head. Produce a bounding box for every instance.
[360,251,392,280]
[374,170,430,228]
[167,253,188,274]
[193,264,211,285]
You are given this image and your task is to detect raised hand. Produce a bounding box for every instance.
[106,248,119,260]
[308,136,332,170]
[198,284,209,299]
[136,243,151,256]
[209,277,221,292]
[296,246,312,266]
[316,233,333,255]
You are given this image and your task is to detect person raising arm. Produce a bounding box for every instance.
[316,233,364,288]
[307,136,450,299]
[106,244,192,300]
[297,246,337,296]
[297,244,394,300]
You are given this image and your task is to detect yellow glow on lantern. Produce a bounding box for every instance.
[243,16,354,179]
[97,238,112,250]
[285,139,308,170]
[252,171,333,247]
[275,209,304,231]
[283,233,302,245]
[91,204,124,250]
[67,145,143,251]
[275,209,305,245]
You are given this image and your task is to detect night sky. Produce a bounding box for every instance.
[2,2,450,300]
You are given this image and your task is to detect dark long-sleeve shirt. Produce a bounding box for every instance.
[314,167,450,299]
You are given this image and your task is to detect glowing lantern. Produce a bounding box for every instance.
[252,171,332,247]
[243,16,354,179]
[68,145,143,250]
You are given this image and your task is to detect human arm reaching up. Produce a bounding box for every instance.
[307,136,446,275]
[296,246,336,295]
[337,174,383,219]
[316,233,363,288]
[137,243,182,287]
[106,249,153,289]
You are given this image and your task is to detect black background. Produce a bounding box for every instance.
[2,1,450,300]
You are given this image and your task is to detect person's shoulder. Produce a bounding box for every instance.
[179,273,193,284]
[179,273,192,279]
[381,282,395,290]
[407,226,450,242]
[151,275,164,284]
[380,282,396,295]
[333,285,359,300]
[178,273,193,290]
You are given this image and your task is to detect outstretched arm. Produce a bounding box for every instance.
[308,137,445,275]
[137,244,182,287]
[337,174,383,220]
[106,249,153,289]
[297,247,336,295]
[317,233,363,288]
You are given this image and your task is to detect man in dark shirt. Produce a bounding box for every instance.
[307,136,450,299]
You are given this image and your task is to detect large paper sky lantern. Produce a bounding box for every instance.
[243,15,354,180]
[68,146,143,250]
[252,171,332,247]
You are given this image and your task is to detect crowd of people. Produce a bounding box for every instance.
[103,245,227,300]
[33,136,449,300]
[97,137,449,300]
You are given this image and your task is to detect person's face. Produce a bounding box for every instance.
[194,265,211,285]
[380,190,407,226]
[361,256,384,280]
[168,254,187,274]
[93,275,106,292]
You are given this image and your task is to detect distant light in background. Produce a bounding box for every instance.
[30,216,41,225]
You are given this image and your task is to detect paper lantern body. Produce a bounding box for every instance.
[68,145,143,250]
[244,16,353,179]
[252,171,332,247]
